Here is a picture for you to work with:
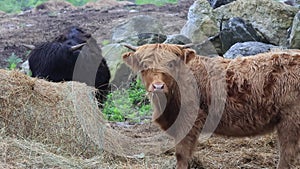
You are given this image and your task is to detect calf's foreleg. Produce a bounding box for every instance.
[175,121,201,169]
[276,108,300,169]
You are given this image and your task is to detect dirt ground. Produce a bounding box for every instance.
[0,1,286,168]
[0,0,193,69]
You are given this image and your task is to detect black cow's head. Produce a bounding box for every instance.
[54,26,91,56]
[55,26,91,44]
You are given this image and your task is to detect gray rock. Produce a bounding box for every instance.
[188,16,270,56]
[164,34,192,45]
[214,0,298,46]
[277,0,299,6]
[223,41,279,59]
[102,44,134,88]
[180,0,219,43]
[182,0,298,46]
[111,15,164,45]
[208,0,236,9]
[220,17,268,52]
[20,60,31,75]
[164,34,220,57]
[192,35,221,56]
[135,33,167,46]
[289,11,300,49]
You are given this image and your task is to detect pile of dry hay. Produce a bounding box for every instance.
[0,69,103,157]
[0,69,173,168]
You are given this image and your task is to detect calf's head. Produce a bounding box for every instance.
[122,44,197,128]
[122,44,196,95]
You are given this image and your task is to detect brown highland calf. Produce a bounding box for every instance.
[122,43,300,169]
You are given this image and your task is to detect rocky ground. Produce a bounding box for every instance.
[0,0,194,69]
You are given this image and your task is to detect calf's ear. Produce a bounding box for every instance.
[181,48,196,64]
[122,52,139,72]
[122,52,134,65]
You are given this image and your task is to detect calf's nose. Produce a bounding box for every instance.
[152,83,164,91]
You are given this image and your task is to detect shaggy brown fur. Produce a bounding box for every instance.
[122,44,300,169]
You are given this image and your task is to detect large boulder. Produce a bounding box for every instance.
[214,0,298,46]
[182,0,298,47]
[180,0,219,43]
[289,11,300,49]
[164,34,192,45]
[102,44,134,88]
[111,15,165,45]
[191,35,221,56]
[134,33,167,46]
[223,41,279,59]
[220,17,269,52]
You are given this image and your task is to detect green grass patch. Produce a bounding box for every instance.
[101,39,111,46]
[0,0,178,13]
[0,0,47,13]
[0,0,97,13]
[135,0,178,6]
[66,0,97,6]
[5,53,23,70]
[102,78,152,123]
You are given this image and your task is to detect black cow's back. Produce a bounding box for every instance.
[28,27,111,105]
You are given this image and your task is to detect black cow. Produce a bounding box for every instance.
[28,27,111,106]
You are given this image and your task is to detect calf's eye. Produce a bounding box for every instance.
[167,61,176,68]
[142,64,149,70]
